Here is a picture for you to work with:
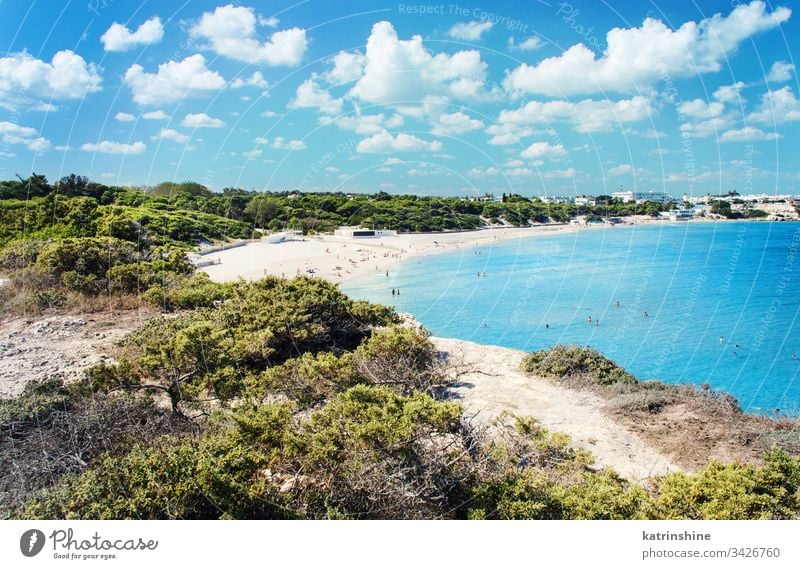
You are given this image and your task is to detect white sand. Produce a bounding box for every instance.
[433,336,681,480]
[199,224,598,284]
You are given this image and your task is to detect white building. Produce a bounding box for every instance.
[334,226,397,238]
[612,190,673,204]
[574,196,596,206]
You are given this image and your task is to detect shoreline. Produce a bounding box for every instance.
[198,216,725,285]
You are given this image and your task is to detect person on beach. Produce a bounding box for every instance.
[392,288,396,295]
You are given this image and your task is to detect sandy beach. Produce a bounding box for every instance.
[197,221,636,284]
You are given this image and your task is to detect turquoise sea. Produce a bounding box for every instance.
[341,222,800,414]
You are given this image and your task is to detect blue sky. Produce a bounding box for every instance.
[0,0,798,197]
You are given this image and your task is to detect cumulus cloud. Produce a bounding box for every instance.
[348,21,494,108]
[324,51,366,84]
[124,54,225,105]
[101,17,164,51]
[608,164,633,176]
[320,113,389,135]
[507,36,542,51]
[0,121,51,152]
[191,4,307,66]
[498,96,652,133]
[357,131,442,153]
[719,126,781,141]
[767,61,795,83]
[181,112,225,128]
[289,79,343,114]
[543,168,576,179]
[115,112,135,122]
[504,1,790,96]
[0,50,101,103]
[448,21,493,41]
[678,99,725,119]
[520,141,566,160]
[255,136,306,150]
[430,111,484,135]
[713,82,747,104]
[748,86,800,124]
[80,140,146,154]
[142,110,168,120]
[152,128,189,143]
[230,71,268,89]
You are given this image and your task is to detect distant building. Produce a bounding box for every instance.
[613,190,673,204]
[334,226,397,238]
[668,209,694,221]
[540,196,572,204]
[574,196,596,206]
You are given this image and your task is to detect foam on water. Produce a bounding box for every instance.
[341,222,800,413]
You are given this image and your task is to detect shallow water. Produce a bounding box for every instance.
[342,222,800,414]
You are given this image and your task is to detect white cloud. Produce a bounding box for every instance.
[142,110,168,120]
[543,168,576,179]
[719,126,781,141]
[101,17,163,51]
[124,54,225,105]
[467,166,499,177]
[262,16,279,28]
[767,61,795,83]
[324,51,365,84]
[152,128,189,143]
[289,79,343,114]
[54,145,70,152]
[243,149,262,159]
[608,164,632,176]
[256,136,306,150]
[115,112,135,122]
[191,4,306,66]
[0,50,101,102]
[34,102,57,112]
[80,140,146,154]
[357,131,442,153]
[348,21,493,108]
[507,36,542,51]
[678,99,725,119]
[504,1,790,97]
[320,113,387,135]
[520,141,566,160]
[230,71,268,89]
[0,121,52,152]
[713,81,747,103]
[680,116,734,137]
[499,96,652,133]
[430,111,484,135]
[748,86,800,124]
[448,21,493,41]
[181,112,225,128]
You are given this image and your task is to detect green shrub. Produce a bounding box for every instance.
[521,345,636,385]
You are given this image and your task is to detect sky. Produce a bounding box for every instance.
[0,0,798,198]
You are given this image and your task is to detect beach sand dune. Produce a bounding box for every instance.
[433,336,681,480]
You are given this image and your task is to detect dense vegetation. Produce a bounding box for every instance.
[0,174,675,245]
[2,174,797,520]
[1,277,799,520]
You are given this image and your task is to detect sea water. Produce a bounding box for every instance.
[341,222,800,414]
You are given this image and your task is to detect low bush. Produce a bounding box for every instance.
[521,345,636,385]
